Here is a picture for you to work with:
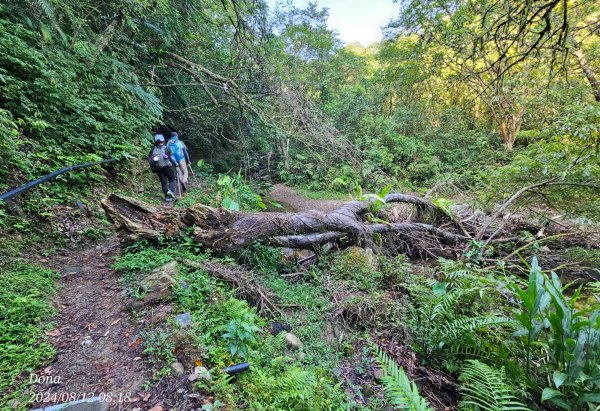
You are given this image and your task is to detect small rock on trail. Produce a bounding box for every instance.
[140,261,178,292]
[285,332,303,349]
[171,362,185,376]
[174,312,192,327]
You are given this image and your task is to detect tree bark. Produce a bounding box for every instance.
[571,39,600,102]
[498,106,524,152]
[88,14,124,67]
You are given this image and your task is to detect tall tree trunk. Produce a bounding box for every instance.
[499,121,512,151]
[571,38,600,102]
[497,106,524,152]
[279,137,290,169]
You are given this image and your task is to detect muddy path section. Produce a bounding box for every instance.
[30,237,149,409]
[268,184,346,213]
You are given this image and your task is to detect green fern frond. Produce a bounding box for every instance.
[586,282,600,297]
[458,360,529,411]
[34,0,68,45]
[277,367,316,400]
[35,0,56,21]
[438,257,468,274]
[432,197,453,217]
[121,83,163,118]
[443,316,516,342]
[372,345,433,411]
[446,269,476,280]
[424,278,438,288]
[431,288,465,320]
[447,342,490,360]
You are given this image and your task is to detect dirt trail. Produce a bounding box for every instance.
[269,184,346,212]
[31,237,149,409]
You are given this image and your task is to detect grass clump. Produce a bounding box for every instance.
[295,187,348,200]
[113,245,175,289]
[0,262,58,407]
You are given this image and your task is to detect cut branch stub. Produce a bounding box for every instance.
[101,193,183,243]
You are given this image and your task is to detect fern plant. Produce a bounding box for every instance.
[587,281,600,296]
[372,345,433,411]
[246,365,349,410]
[458,360,529,411]
[410,260,515,367]
[33,0,69,47]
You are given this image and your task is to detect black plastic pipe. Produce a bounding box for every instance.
[0,158,116,202]
[222,362,250,375]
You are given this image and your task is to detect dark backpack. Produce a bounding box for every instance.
[149,146,171,170]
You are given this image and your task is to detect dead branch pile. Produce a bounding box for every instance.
[182,259,281,316]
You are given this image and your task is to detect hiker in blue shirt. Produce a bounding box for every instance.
[167,132,191,193]
[167,131,192,195]
[148,134,178,202]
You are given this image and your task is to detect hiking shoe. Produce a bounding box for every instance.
[165,196,173,202]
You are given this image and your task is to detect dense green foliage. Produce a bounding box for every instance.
[1,0,599,410]
[1,0,598,220]
[0,3,158,194]
[114,244,353,410]
[114,219,600,410]
[0,262,57,407]
[408,256,600,410]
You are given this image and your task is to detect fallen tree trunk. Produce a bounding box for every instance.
[101,192,472,255]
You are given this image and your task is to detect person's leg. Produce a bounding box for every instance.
[179,159,189,186]
[156,169,169,196]
[165,167,176,195]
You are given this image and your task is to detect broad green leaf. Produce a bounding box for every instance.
[542,387,563,402]
[553,371,567,388]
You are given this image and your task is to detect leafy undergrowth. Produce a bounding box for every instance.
[115,244,355,410]
[112,162,600,411]
[125,163,268,213]
[0,262,58,408]
[116,235,600,410]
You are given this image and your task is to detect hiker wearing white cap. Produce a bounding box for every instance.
[148,134,178,202]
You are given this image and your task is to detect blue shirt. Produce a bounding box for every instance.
[167,137,188,164]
